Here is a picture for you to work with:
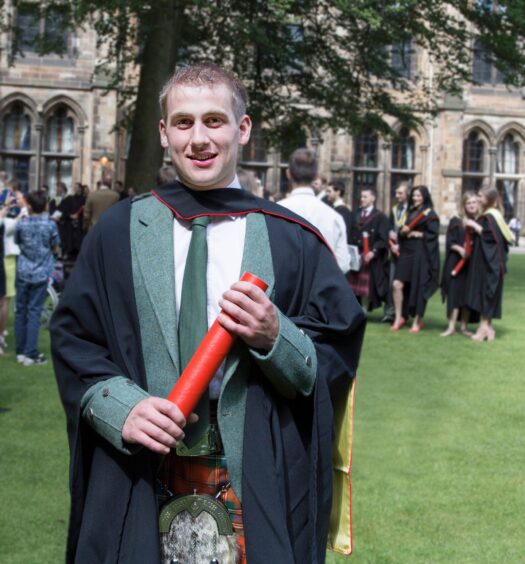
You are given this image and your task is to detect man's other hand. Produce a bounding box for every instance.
[218,281,278,351]
[122,397,198,455]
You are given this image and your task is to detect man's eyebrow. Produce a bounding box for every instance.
[169,109,230,121]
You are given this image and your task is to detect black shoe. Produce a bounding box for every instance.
[23,353,47,366]
[381,315,394,323]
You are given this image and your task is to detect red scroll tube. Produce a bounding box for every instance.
[362,231,371,265]
[405,210,427,231]
[167,272,268,419]
[451,227,472,277]
[389,238,400,257]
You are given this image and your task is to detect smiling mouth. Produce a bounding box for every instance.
[188,152,217,162]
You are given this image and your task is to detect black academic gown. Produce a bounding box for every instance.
[465,213,509,319]
[397,209,440,318]
[334,205,354,244]
[440,217,470,317]
[59,194,86,257]
[51,182,366,564]
[349,208,390,310]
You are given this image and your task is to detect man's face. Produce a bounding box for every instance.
[159,84,251,191]
[311,178,322,194]
[325,185,337,204]
[395,186,408,204]
[360,190,375,208]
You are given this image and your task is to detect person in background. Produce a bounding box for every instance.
[348,188,390,311]
[127,186,137,199]
[156,165,178,186]
[49,182,68,217]
[15,190,60,365]
[83,179,120,231]
[312,175,330,203]
[440,191,480,337]
[464,186,514,341]
[325,178,353,242]
[279,148,351,273]
[60,182,86,259]
[114,180,128,201]
[237,167,262,197]
[382,181,410,323]
[0,191,27,347]
[508,216,521,246]
[392,185,440,333]
[0,207,7,354]
[0,171,14,208]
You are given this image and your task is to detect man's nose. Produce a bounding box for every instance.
[190,121,209,147]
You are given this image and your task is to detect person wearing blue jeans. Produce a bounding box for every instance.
[15,190,60,365]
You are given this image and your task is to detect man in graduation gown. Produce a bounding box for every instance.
[348,188,390,311]
[382,181,409,322]
[51,63,366,563]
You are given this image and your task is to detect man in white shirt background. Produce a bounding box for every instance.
[279,148,350,273]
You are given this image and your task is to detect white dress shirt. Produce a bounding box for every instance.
[278,187,350,273]
[173,177,246,398]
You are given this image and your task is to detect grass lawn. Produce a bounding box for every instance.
[1,255,524,563]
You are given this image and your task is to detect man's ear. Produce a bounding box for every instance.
[159,120,169,148]
[238,115,252,146]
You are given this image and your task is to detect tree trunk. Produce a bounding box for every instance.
[125,1,180,193]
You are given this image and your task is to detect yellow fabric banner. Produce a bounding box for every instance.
[327,378,356,556]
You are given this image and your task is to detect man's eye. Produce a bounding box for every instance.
[206,117,223,127]
[175,119,192,128]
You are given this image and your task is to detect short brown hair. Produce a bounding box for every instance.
[159,63,248,122]
[288,148,318,185]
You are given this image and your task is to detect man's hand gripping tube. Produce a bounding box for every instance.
[166,272,268,419]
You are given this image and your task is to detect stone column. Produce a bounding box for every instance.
[35,122,43,189]
[381,142,390,212]
[78,126,86,185]
[488,146,497,186]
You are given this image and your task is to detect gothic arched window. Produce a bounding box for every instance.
[462,130,487,193]
[391,127,416,198]
[43,105,76,194]
[0,101,33,192]
[496,133,521,220]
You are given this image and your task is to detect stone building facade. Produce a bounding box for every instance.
[0,5,124,196]
[1,5,524,228]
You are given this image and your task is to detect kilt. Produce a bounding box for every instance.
[158,451,246,563]
[349,265,370,297]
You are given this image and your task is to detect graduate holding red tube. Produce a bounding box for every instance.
[348,187,390,311]
[440,191,480,337]
[391,185,440,333]
[52,63,366,564]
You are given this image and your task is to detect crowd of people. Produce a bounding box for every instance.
[271,158,514,342]
[0,173,134,358]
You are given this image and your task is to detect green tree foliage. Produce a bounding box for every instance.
[3,0,525,191]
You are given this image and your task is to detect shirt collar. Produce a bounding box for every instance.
[174,175,242,190]
[290,186,315,197]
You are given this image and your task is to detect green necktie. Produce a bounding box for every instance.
[176,216,211,453]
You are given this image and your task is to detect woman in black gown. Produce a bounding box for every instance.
[391,185,440,333]
[440,191,479,337]
[464,186,514,341]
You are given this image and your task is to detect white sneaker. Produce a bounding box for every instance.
[23,353,47,366]
[16,354,27,364]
